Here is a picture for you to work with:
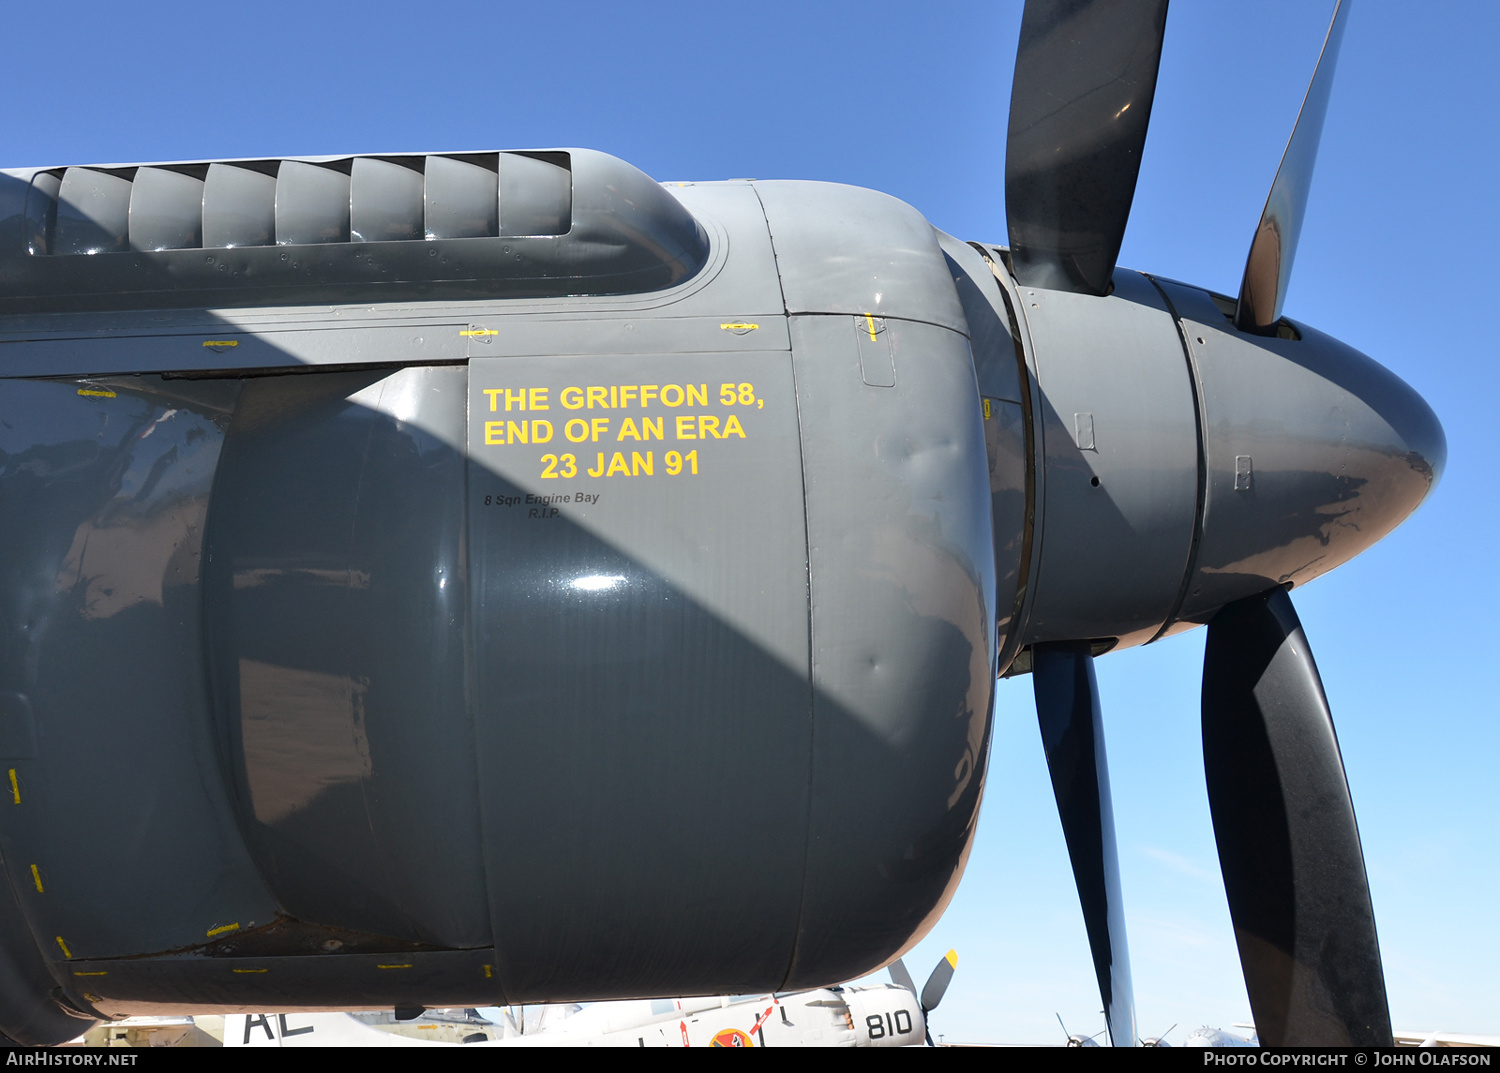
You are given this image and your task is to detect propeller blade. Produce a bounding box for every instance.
[914,950,958,1047]
[888,957,917,995]
[1202,587,1391,1046]
[1234,0,1352,333]
[1005,0,1170,295]
[1032,642,1136,1047]
[919,950,958,1014]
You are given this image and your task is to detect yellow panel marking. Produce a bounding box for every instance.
[82,993,101,1004]
[232,968,268,974]
[983,398,992,420]
[377,964,413,970]
[460,329,498,337]
[944,949,958,969]
[29,865,43,893]
[206,922,240,938]
[73,971,107,977]
[8,769,18,804]
[864,314,879,342]
[77,388,116,398]
[719,323,759,331]
[482,964,493,979]
[202,340,238,347]
[55,936,72,958]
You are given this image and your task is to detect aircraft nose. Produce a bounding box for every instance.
[1155,281,1445,622]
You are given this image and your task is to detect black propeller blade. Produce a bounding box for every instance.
[1234,0,1351,333]
[1033,642,1136,1047]
[1005,0,1170,295]
[1202,587,1391,1046]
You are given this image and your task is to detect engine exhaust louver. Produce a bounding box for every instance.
[24,152,573,256]
[1,148,707,313]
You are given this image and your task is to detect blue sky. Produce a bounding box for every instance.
[7,1,1495,1045]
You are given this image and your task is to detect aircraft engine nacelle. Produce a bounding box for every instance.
[0,156,1002,1040]
[842,984,927,1047]
[0,143,1441,1044]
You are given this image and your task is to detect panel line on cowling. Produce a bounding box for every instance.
[1141,274,1208,644]
[745,180,816,994]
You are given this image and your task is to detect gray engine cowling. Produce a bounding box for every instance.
[0,162,1003,1034]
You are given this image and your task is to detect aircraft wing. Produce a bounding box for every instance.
[1392,1030,1500,1048]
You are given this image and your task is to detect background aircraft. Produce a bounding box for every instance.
[74,955,954,1047]
[179,954,953,1047]
[0,0,1494,1047]
[221,984,930,1048]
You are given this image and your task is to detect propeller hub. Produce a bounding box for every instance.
[1004,272,1443,649]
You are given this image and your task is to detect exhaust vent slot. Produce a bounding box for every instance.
[22,171,61,255]
[203,163,277,248]
[500,152,570,237]
[55,167,133,254]
[350,157,424,242]
[275,160,351,245]
[423,154,498,240]
[129,167,205,251]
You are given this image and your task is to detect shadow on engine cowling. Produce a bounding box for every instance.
[0,357,992,1020]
